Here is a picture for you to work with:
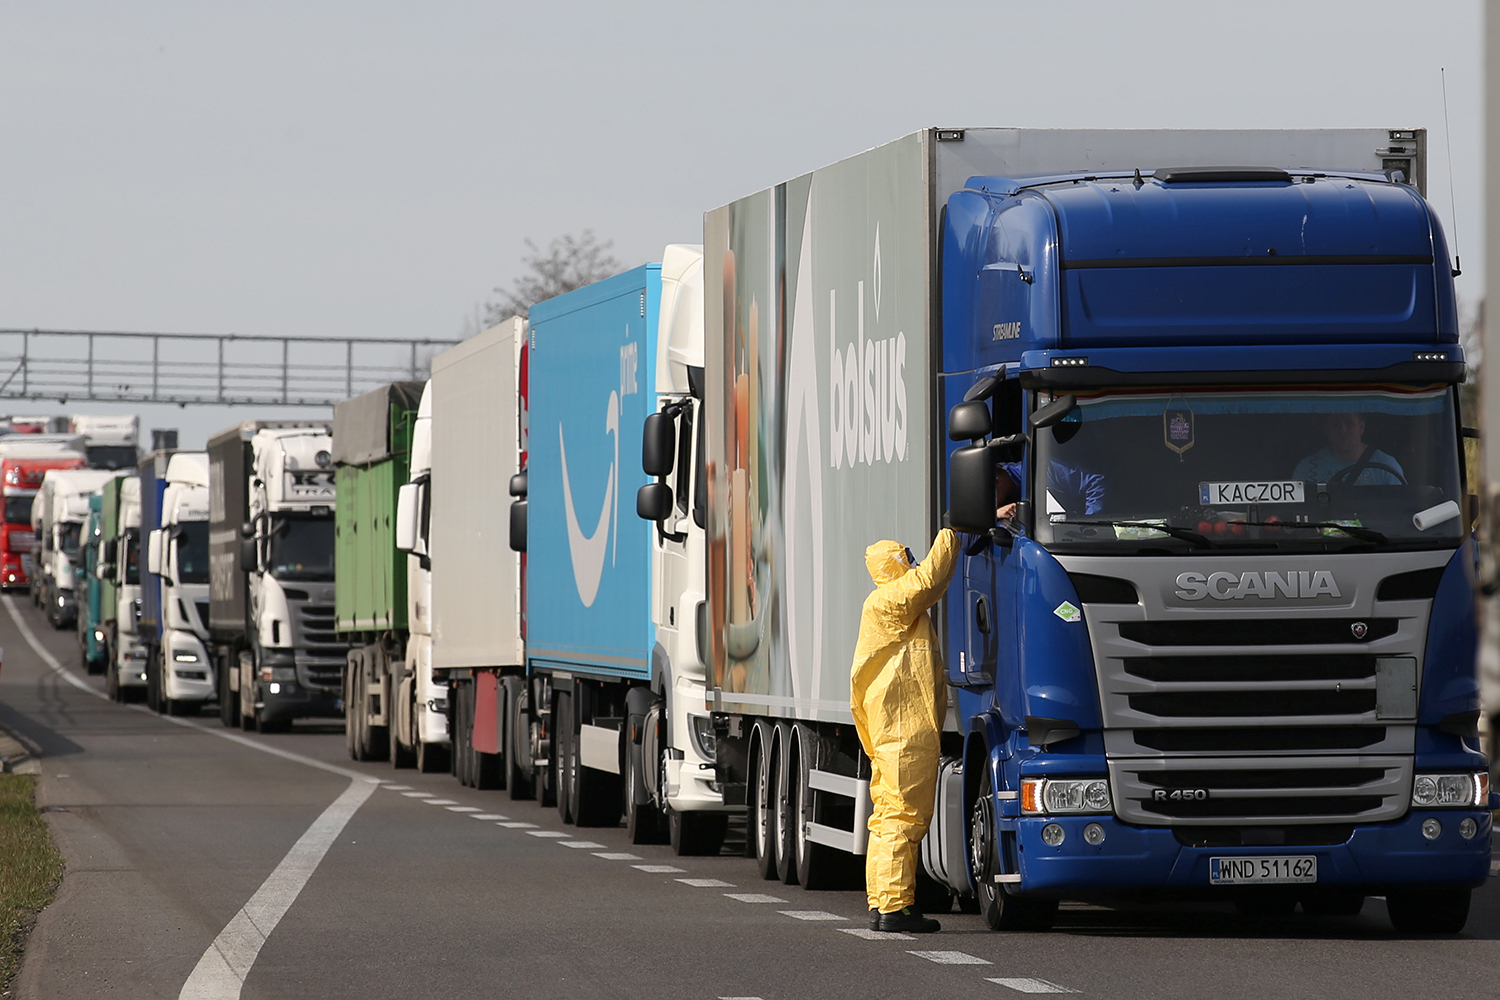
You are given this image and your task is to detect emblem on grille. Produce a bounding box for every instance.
[1350,621,1369,639]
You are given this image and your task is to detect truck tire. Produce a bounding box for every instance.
[570,685,622,828]
[391,683,416,768]
[625,732,668,844]
[670,810,728,856]
[504,676,535,801]
[750,720,779,879]
[146,651,161,714]
[416,738,447,773]
[106,660,121,703]
[773,722,798,885]
[219,657,238,728]
[554,691,575,824]
[970,767,1056,932]
[791,724,840,889]
[453,680,473,787]
[1386,888,1471,934]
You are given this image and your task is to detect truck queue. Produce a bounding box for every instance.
[6,127,1495,936]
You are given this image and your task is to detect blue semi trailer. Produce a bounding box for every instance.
[700,128,1494,933]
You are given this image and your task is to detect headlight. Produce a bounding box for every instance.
[172,651,200,663]
[1412,772,1489,809]
[689,714,717,762]
[1021,777,1112,815]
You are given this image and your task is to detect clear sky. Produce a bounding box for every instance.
[0,0,1484,446]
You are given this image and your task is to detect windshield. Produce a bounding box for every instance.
[4,495,33,525]
[268,516,334,580]
[1033,386,1463,553]
[60,521,82,556]
[175,521,209,584]
[123,529,139,585]
[86,446,138,470]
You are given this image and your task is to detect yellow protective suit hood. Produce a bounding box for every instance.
[850,527,959,913]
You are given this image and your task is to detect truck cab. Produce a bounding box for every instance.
[143,452,215,715]
[939,166,1492,932]
[36,468,116,628]
[237,427,344,730]
[78,490,108,674]
[110,475,148,699]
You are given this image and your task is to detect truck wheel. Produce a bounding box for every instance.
[554,691,575,824]
[146,653,161,714]
[504,677,534,800]
[670,810,728,856]
[970,767,1056,931]
[750,720,779,879]
[106,661,120,703]
[1386,889,1471,934]
[625,733,668,844]
[453,682,472,787]
[416,739,448,774]
[791,724,839,889]
[391,685,417,768]
[773,722,798,885]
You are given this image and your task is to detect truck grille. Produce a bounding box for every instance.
[290,600,350,691]
[1110,756,1410,825]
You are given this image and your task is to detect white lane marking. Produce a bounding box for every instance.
[719,996,765,999]
[839,928,915,941]
[592,852,641,861]
[381,785,413,791]
[446,806,481,813]
[5,594,390,1000]
[632,864,687,873]
[424,799,459,805]
[910,951,992,965]
[401,792,434,798]
[1490,860,1499,876]
[178,777,377,999]
[986,979,1079,994]
[724,893,785,904]
[3,596,106,700]
[497,821,537,829]
[472,814,509,821]
[676,878,735,888]
[560,841,606,849]
[778,911,847,921]
[527,830,569,838]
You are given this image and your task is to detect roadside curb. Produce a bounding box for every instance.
[0,723,38,774]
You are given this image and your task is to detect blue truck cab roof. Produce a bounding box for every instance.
[942,169,1460,385]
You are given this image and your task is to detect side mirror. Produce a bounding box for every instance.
[642,412,676,477]
[395,482,420,553]
[1029,394,1078,429]
[948,400,992,442]
[637,482,674,522]
[146,530,163,576]
[239,536,257,573]
[509,471,527,498]
[949,443,999,533]
[988,433,1028,463]
[509,499,527,553]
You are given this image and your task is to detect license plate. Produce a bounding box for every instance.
[1209,855,1317,885]
[1199,481,1305,505]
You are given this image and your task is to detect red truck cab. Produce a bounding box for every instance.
[2,455,86,589]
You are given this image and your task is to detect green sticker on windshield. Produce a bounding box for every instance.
[1053,601,1082,623]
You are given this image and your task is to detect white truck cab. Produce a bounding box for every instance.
[113,475,147,696]
[401,383,448,758]
[36,469,116,629]
[146,453,214,711]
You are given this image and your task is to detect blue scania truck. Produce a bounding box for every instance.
[699,128,1495,933]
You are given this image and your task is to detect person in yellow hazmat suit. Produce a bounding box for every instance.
[851,527,959,933]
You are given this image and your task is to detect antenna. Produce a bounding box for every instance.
[1442,67,1462,277]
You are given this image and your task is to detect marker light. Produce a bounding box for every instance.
[1051,357,1089,368]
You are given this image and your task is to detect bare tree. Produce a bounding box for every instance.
[484,230,623,323]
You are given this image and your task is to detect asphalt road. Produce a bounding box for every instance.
[1,595,1497,1000]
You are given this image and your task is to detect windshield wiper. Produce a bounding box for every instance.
[1228,519,1389,544]
[1050,519,1212,548]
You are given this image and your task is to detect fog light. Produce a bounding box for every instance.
[269,682,281,694]
[1458,818,1478,840]
[1041,823,1065,847]
[1083,822,1106,846]
[137,672,147,681]
[1421,818,1442,841]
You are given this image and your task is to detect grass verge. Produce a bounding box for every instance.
[0,774,64,991]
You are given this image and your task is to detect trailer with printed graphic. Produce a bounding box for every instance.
[697,128,1493,931]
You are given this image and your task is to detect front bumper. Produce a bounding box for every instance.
[1006,811,1494,895]
[256,680,341,723]
[116,642,148,687]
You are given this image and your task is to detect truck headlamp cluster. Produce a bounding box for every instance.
[1411,773,1488,809]
[172,651,200,663]
[1021,777,1112,815]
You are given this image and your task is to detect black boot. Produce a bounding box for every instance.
[877,906,941,933]
[869,908,880,930]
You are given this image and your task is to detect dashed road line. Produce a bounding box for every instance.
[497,821,537,828]
[676,878,735,888]
[560,840,606,849]
[381,785,412,791]
[778,910,846,921]
[593,852,641,860]
[424,799,458,805]
[633,864,687,873]
[838,927,915,941]
[724,893,785,903]
[909,951,992,965]
[446,805,481,812]
[472,813,509,820]
[527,830,569,838]
[401,792,434,798]
[986,978,1079,994]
